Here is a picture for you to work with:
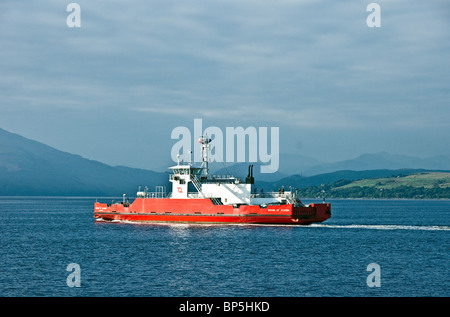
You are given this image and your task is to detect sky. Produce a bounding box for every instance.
[1,0,449,172]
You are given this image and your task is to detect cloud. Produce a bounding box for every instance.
[1,0,449,165]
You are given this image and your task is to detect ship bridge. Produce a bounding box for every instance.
[169,164,204,199]
[167,161,251,205]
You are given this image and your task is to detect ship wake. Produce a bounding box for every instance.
[308,224,450,231]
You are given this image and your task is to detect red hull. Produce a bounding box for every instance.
[94,198,331,225]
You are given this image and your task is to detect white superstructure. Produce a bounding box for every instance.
[166,135,302,207]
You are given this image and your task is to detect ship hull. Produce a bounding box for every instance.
[94,198,331,225]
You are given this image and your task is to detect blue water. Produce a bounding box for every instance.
[0,197,448,297]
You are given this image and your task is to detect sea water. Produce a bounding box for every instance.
[0,197,448,297]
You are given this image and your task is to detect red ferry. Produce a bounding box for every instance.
[94,136,331,225]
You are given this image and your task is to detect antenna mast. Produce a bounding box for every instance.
[199,134,211,177]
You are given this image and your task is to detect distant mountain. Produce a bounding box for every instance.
[2,127,449,197]
[277,153,323,175]
[0,128,169,196]
[212,151,450,182]
[302,152,450,176]
[209,153,322,182]
[254,168,437,191]
[211,162,287,182]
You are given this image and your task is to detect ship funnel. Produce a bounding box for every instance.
[246,164,255,184]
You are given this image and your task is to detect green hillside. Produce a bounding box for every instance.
[296,172,450,199]
[335,172,450,190]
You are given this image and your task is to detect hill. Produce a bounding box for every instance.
[294,172,450,199]
[1,127,449,198]
[303,152,450,176]
[0,128,169,196]
[254,168,433,191]
[213,152,450,179]
[335,172,450,190]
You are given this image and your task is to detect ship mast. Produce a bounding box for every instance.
[199,134,211,177]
